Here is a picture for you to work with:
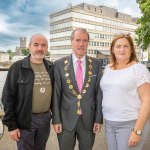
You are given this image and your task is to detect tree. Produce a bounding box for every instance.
[136,0,150,50]
[7,49,14,60]
[21,48,29,56]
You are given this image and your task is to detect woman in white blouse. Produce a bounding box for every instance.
[100,33,150,150]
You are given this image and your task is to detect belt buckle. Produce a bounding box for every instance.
[37,112,43,117]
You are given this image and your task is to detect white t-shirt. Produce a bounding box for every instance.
[100,63,150,121]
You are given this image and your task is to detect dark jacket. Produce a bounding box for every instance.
[52,55,103,131]
[2,55,54,131]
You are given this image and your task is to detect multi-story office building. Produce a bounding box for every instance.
[50,3,138,65]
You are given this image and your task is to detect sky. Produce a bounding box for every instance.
[0,0,141,52]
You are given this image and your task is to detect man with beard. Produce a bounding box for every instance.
[2,34,54,150]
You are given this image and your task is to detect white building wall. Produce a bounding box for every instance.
[51,22,72,30]
[51,12,137,30]
[50,13,73,22]
[50,31,72,38]
[72,12,104,23]
[51,49,72,55]
[50,40,71,47]
[0,53,9,62]
[72,22,103,30]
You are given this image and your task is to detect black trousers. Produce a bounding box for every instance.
[58,116,95,150]
[17,111,51,150]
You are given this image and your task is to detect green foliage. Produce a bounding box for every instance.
[136,0,150,50]
[21,48,29,56]
[7,49,14,60]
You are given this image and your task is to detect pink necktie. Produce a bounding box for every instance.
[76,60,83,93]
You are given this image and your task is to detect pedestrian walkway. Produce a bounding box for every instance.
[0,125,107,150]
[0,125,149,150]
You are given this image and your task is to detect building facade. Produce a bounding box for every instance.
[50,3,138,65]
[0,51,9,62]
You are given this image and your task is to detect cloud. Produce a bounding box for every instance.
[114,0,141,17]
[0,0,141,51]
[0,14,10,34]
[0,0,55,51]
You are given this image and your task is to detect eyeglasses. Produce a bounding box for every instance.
[114,33,131,37]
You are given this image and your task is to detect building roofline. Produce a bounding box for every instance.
[50,3,138,23]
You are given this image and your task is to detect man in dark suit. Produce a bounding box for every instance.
[52,28,103,150]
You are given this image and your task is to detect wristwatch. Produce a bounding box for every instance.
[133,128,142,136]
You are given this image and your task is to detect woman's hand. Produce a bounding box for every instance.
[128,131,141,147]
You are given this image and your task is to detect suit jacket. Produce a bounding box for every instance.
[52,54,103,131]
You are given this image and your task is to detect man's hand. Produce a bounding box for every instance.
[53,124,62,133]
[93,123,102,133]
[9,128,20,141]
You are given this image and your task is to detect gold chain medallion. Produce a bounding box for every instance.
[64,57,93,115]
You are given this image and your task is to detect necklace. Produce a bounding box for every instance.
[64,56,93,115]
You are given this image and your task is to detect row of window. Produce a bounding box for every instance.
[50,18,72,26]
[87,50,98,54]
[51,23,135,37]
[51,22,71,30]
[89,41,111,47]
[50,32,113,41]
[50,27,72,34]
[103,18,123,27]
[50,36,70,42]
[90,33,113,40]
[103,27,126,33]
[50,33,113,42]
[50,12,137,29]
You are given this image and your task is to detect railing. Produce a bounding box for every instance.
[0,68,9,71]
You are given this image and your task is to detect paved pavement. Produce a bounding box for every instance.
[0,124,150,150]
[0,125,107,150]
